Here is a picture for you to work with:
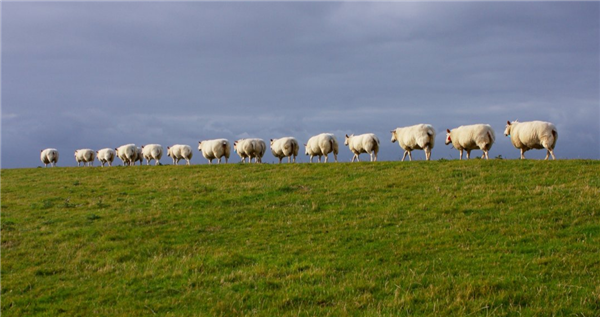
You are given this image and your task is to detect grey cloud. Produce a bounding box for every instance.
[2,2,598,168]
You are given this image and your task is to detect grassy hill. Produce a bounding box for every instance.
[1,160,599,316]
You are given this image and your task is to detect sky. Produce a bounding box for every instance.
[2,1,599,168]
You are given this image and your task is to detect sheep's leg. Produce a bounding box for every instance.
[408,151,413,161]
[401,151,408,161]
[319,155,323,163]
[425,147,431,161]
[549,149,556,160]
[466,150,471,160]
[520,149,526,159]
[459,150,463,160]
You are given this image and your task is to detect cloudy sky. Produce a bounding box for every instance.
[2,2,599,168]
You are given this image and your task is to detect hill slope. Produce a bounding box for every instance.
[2,160,599,316]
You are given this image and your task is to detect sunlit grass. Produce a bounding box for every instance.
[2,160,599,316]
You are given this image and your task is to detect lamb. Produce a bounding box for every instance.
[445,124,495,160]
[74,149,95,167]
[344,133,380,162]
[96,148,116,167]
[504,120,558,160]
[198,139,231,164]
[233,138,265,163]
[270,137,299,163]
[390,124,436,161]
[167,144,193,165]
[40,148,59,167]
[304,133,339,163]
[141,144,163,165]
[115,144,137,166]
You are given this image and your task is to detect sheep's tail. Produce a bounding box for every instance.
[551,129,558,148]
[427,128,435,148]
[487,131,495,144]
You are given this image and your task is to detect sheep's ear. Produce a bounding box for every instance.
[270,139,273,142]
[507,121,511,125]
[446,129,450,133]
[345,134,349,138]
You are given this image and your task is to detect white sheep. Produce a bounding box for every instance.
[233,139,253,163]
[344,133,380,162]
[115,144,137,166]
[270,137,299,163]
[141,144,163,166]
[504,120,558,160]
[167,144,193,165]
[198,139,231,164]
[74,149,95,167]
[40,148,59,167]
[233,138,265,163]
[304,133,339,163]
[96,148,116,167]
[390,124,436,161]
[133,147,144,165]
[252,139,267,163]
[445,124,495,160]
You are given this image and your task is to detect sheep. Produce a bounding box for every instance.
[252,139,267,163]
[445,124,495,160]
[141,144,163,166]
[133,147,144,165]
[390,124,436,161]
[74,149,95,167]
[40,148,59,167]
[96,148,116,167]
[504,120,558,160]
[304,133,339,163]
[233,138,265,163]
[233,139,252,163]
[198,139,231,164]
[167,144,193,165]
[270,137,299,163]
[344,133,380,162]
[115,144,137,166]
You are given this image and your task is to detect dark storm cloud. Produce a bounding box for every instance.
[2,2,598,167]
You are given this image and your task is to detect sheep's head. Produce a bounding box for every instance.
[198,141,203,152]
[167,147,172,157]
[445,129,452,145]
[344,134,352,146]
[390,130,397,143]
[270,139,275,147]
[504,121,512,137]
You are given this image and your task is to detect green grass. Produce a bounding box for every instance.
[2,160,599,316]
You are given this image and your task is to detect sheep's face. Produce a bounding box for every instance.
[390,130,397,143]
[304,145,309,156]
[74,151,78,157]
[270,139,275,147]
[445,130,452,145]
[344,134,352,146]
[504,122,512,137]
[198,142,203,152]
